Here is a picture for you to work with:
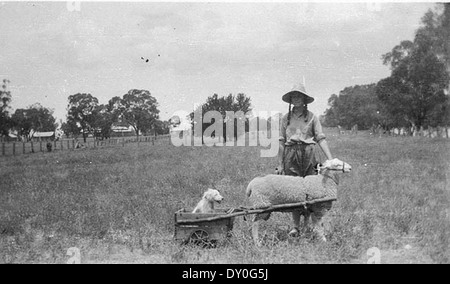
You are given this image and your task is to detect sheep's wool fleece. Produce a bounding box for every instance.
[247,174,337,208]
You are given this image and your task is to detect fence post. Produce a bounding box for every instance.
[31,141,34,153]
[40,141,43,152]
[13,142,16,156]
[61,140,63,151]
[2,142,5,156]
[23,142,25,154]
[67,140,70,150]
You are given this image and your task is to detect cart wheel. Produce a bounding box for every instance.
[189,230,213,248]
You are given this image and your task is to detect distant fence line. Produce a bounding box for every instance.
[336,125,450,139]
[0,135,170,157]
[386,126,449,138]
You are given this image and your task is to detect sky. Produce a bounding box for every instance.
[0,1,437,123]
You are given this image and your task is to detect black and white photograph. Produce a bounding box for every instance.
[0,1,449,266]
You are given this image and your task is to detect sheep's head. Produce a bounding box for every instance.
[320,158,352,173]
[203,188,224,203]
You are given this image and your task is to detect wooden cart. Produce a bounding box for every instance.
[174,208,235,247]
[174,196,336,246]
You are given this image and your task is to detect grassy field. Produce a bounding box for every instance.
[0,129,449,263]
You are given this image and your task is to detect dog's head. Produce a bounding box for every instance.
[203,188,224,203]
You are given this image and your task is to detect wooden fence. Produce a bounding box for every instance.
[335,125,450,139]
[0,135,170,157]
[391,126,450,138]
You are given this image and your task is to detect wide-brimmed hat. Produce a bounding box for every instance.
[282,83,314,104]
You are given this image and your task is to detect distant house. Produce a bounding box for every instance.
[31,131,55,142]
[111,123,136,137]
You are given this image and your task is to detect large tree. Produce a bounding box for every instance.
[0,79,12,137]
[66,93,99,142]
[190,93,252,142]
[11,103,57,141]
[376,4,450,129]
[323,84,380,130]
[90,104,116,140]
[61,120,79,139]
[109,89,160,139]
[416,4,450,88]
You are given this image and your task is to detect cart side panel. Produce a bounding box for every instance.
[174,217,234,242]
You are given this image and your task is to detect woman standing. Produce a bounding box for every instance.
[277,83,333,237]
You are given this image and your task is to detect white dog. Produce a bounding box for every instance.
[192,188,224,213]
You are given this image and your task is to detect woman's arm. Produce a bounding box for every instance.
[318,139,333,160]
[312,114,333,160]
[276,141,285,174]
[276,115,287,174]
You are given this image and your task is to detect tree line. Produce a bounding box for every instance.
[0,86,169,142]
[0,83,254,144]
[62,90,165,142]
[1,74,256,143]
[187,93,253,142]
[323,3,449,132]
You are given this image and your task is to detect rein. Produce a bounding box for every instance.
[321,162,346,185]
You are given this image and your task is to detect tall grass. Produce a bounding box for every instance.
[0,130,449,263]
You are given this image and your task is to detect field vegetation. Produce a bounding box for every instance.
[0,129,449,263]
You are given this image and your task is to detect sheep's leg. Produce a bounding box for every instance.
[303,210,311,233]
[251,213,271,246]
[292,210,301,228]
[251,220,261,247]
[311,212,326,242]
[289,210,301,237]
[251,214,264,247]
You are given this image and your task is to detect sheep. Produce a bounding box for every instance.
[192,188,224,213]
[246,158,352,246]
